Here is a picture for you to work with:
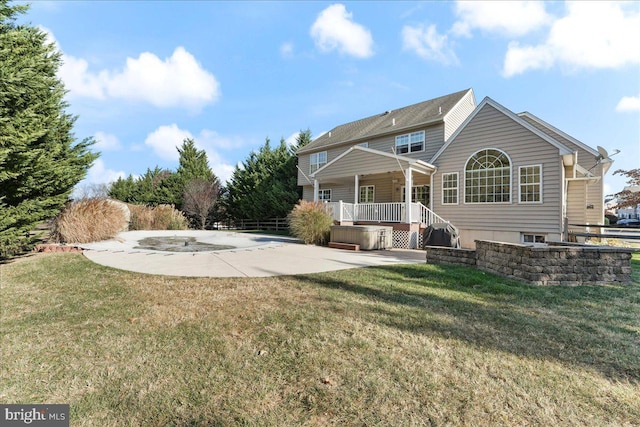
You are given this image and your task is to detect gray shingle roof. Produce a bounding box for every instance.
[298,88,472,154]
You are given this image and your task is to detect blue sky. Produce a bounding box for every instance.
[20,1,640,196]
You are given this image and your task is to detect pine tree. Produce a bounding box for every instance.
[223,134,307,221]
[0,1,97,258]
[176,138,213,183]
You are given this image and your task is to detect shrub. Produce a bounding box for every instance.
[51,198,128,243]
[128,204,188,230]
[288,200,333,245]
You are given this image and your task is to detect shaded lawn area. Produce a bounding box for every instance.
[1,253,639,426]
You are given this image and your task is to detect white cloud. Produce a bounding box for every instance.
[503,2,640,77]
[502,42,554,77]
[310,4,374,58]
[41,27,220,109]
[143,124,238,184]
[106,47,220,109]
[144,124,193,161]
[616,94,640,112]
[402,24,459,65]
[280,42,294,58]
[94,131,122,151]
[452,1,552,37]
[285,132,300,147]
[86,159,126,185]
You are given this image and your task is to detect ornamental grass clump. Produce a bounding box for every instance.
[51,198,128,243]
[128,204,188,230]
[288,200,333,245]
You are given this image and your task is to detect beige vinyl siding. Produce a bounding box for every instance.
[302,184,352,203]
[297,123,444,186]
[520,115,604,224]
[444,90,476,141]
[566,180,587,225]
[297,154,311,186]
[433,103,563,234]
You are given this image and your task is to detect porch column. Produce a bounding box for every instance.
[313,179,319,202]
[354,175,359,204]
[405,168,413,223]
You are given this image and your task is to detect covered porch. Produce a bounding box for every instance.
[310,145,444,225]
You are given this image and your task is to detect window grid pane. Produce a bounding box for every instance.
[395,131,424,153]
[442,173,458,204]
[464,149,511,203]
[519,165,541,203]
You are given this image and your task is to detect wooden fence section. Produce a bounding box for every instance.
[568,223,640,240]
[213,218,289,231]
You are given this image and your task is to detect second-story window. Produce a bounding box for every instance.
[310,151,327,174]
[395,131,425,154]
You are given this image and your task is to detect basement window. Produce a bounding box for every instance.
[522,234,546,244]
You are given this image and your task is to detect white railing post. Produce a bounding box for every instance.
[405,168,412,223]
[338,200,343,223]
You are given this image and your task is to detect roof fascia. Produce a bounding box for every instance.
[518,111,600,157]
[430,97,574,163]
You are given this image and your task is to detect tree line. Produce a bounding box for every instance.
[108,130,312,229]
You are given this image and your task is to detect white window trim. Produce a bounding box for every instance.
[518,164,543,204]
[309,151,327,174]
[463,148,512,205]
[401,185,430,204]
[318,189,332,202]
[441,172,459,205]
[395,130,425,154]
[359,185,375,203]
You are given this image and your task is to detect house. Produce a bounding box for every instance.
[297,89,612,248]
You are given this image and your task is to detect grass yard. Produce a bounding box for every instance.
[1,253,639,426]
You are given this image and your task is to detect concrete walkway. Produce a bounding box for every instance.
[80,230,426,277]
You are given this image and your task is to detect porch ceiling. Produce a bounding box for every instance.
[311,146,436,182]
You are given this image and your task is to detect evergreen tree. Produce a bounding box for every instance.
[108,139,218,214]
[223,134,307,221]
[0,2,97,258]
[176,138,213,182]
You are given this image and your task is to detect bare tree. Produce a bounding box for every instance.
[182,178,220,229]
[612,169,640,208]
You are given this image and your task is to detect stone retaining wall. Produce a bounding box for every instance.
[425,240,636,286]
[424,246,477,267]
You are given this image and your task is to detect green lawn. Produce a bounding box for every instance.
[1,253,639,426]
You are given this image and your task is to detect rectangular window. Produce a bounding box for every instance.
[522,234,546,244]
[401,185,430,206]
[519,165,542,203]
[359,185,375,203]
[465,167,511,203]
[309,151,327,174]
[395,131,425,154]
[318,189,331,202]
[442,173,458,205]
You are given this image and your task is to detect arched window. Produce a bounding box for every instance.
[465,149,511,203]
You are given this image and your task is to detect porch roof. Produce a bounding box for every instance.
[311,146,436,182]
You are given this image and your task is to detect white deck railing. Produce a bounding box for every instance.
[324,201,448,226]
